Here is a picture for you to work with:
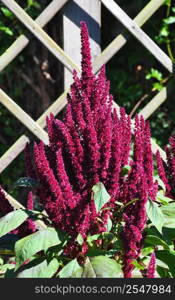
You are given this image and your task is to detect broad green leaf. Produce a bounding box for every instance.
[0,209,28,238]
[145,235,170,250]
[156,190,172,205]
[156,250,175,277]
[163,227,175,243]
[164,16,175,24]
[0,264,15,272]
[15,228,67,269]
[12,177,39,189]
[161,202,175,216]
[161,203,175,228]
[146,199,165,234]
[58,259,83,278]
[82,256,122,278]
[157,266,170,278]
[92,182,111,213]
[156,258,169,269]
[17,258,59,278]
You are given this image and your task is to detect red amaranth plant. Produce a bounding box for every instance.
[21,22,158,276]
[2,22,170,279]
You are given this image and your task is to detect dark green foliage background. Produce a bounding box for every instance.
[0,0,175,192]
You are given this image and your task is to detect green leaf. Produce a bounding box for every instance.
[58,259,83,278]
[15,228,67,269]
[146,199,165,234]
[0,209,28,238]
[156,250,175,277]
[161,203,175,228]
[156,190,172,205]
[12,177,39,189]
[164,16,175,24]
[142,247,154,257]
[92,182,111,213]
[0,7,13,18]
[87,234,101,247]
[17,258,59,278]
[76,233,84,246]
[153,82,163,91]
[82,256,122,278]
[146,68,162,81]
[145,235,170,250]
[163,227,175,243]
[154,175,166,191]
[0,264,15,272]
[159,25,169,37]
[157,266,171,278]
[132,260,145,270]
[0,26,13,36]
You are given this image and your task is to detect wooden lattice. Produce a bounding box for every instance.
[0,0,174,209]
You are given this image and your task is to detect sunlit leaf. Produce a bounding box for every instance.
[58,259,83,278]
[145,235,170,250]
[82,256,122,278]
[92,182,111,213]
[0,210,28,238]
[17,258,59,278]
[15,228,68,269]
[146,199,165,234]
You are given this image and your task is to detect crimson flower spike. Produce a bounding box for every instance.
[146,252,156,278]
[80,21,93,80]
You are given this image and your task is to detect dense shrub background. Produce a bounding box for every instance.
[0,0,175,193]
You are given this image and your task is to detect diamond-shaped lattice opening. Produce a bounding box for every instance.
[0,105,28,154]
[2,38,64,120]
[105,35,170,114]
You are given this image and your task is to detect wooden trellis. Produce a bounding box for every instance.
[0,0,174,209]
